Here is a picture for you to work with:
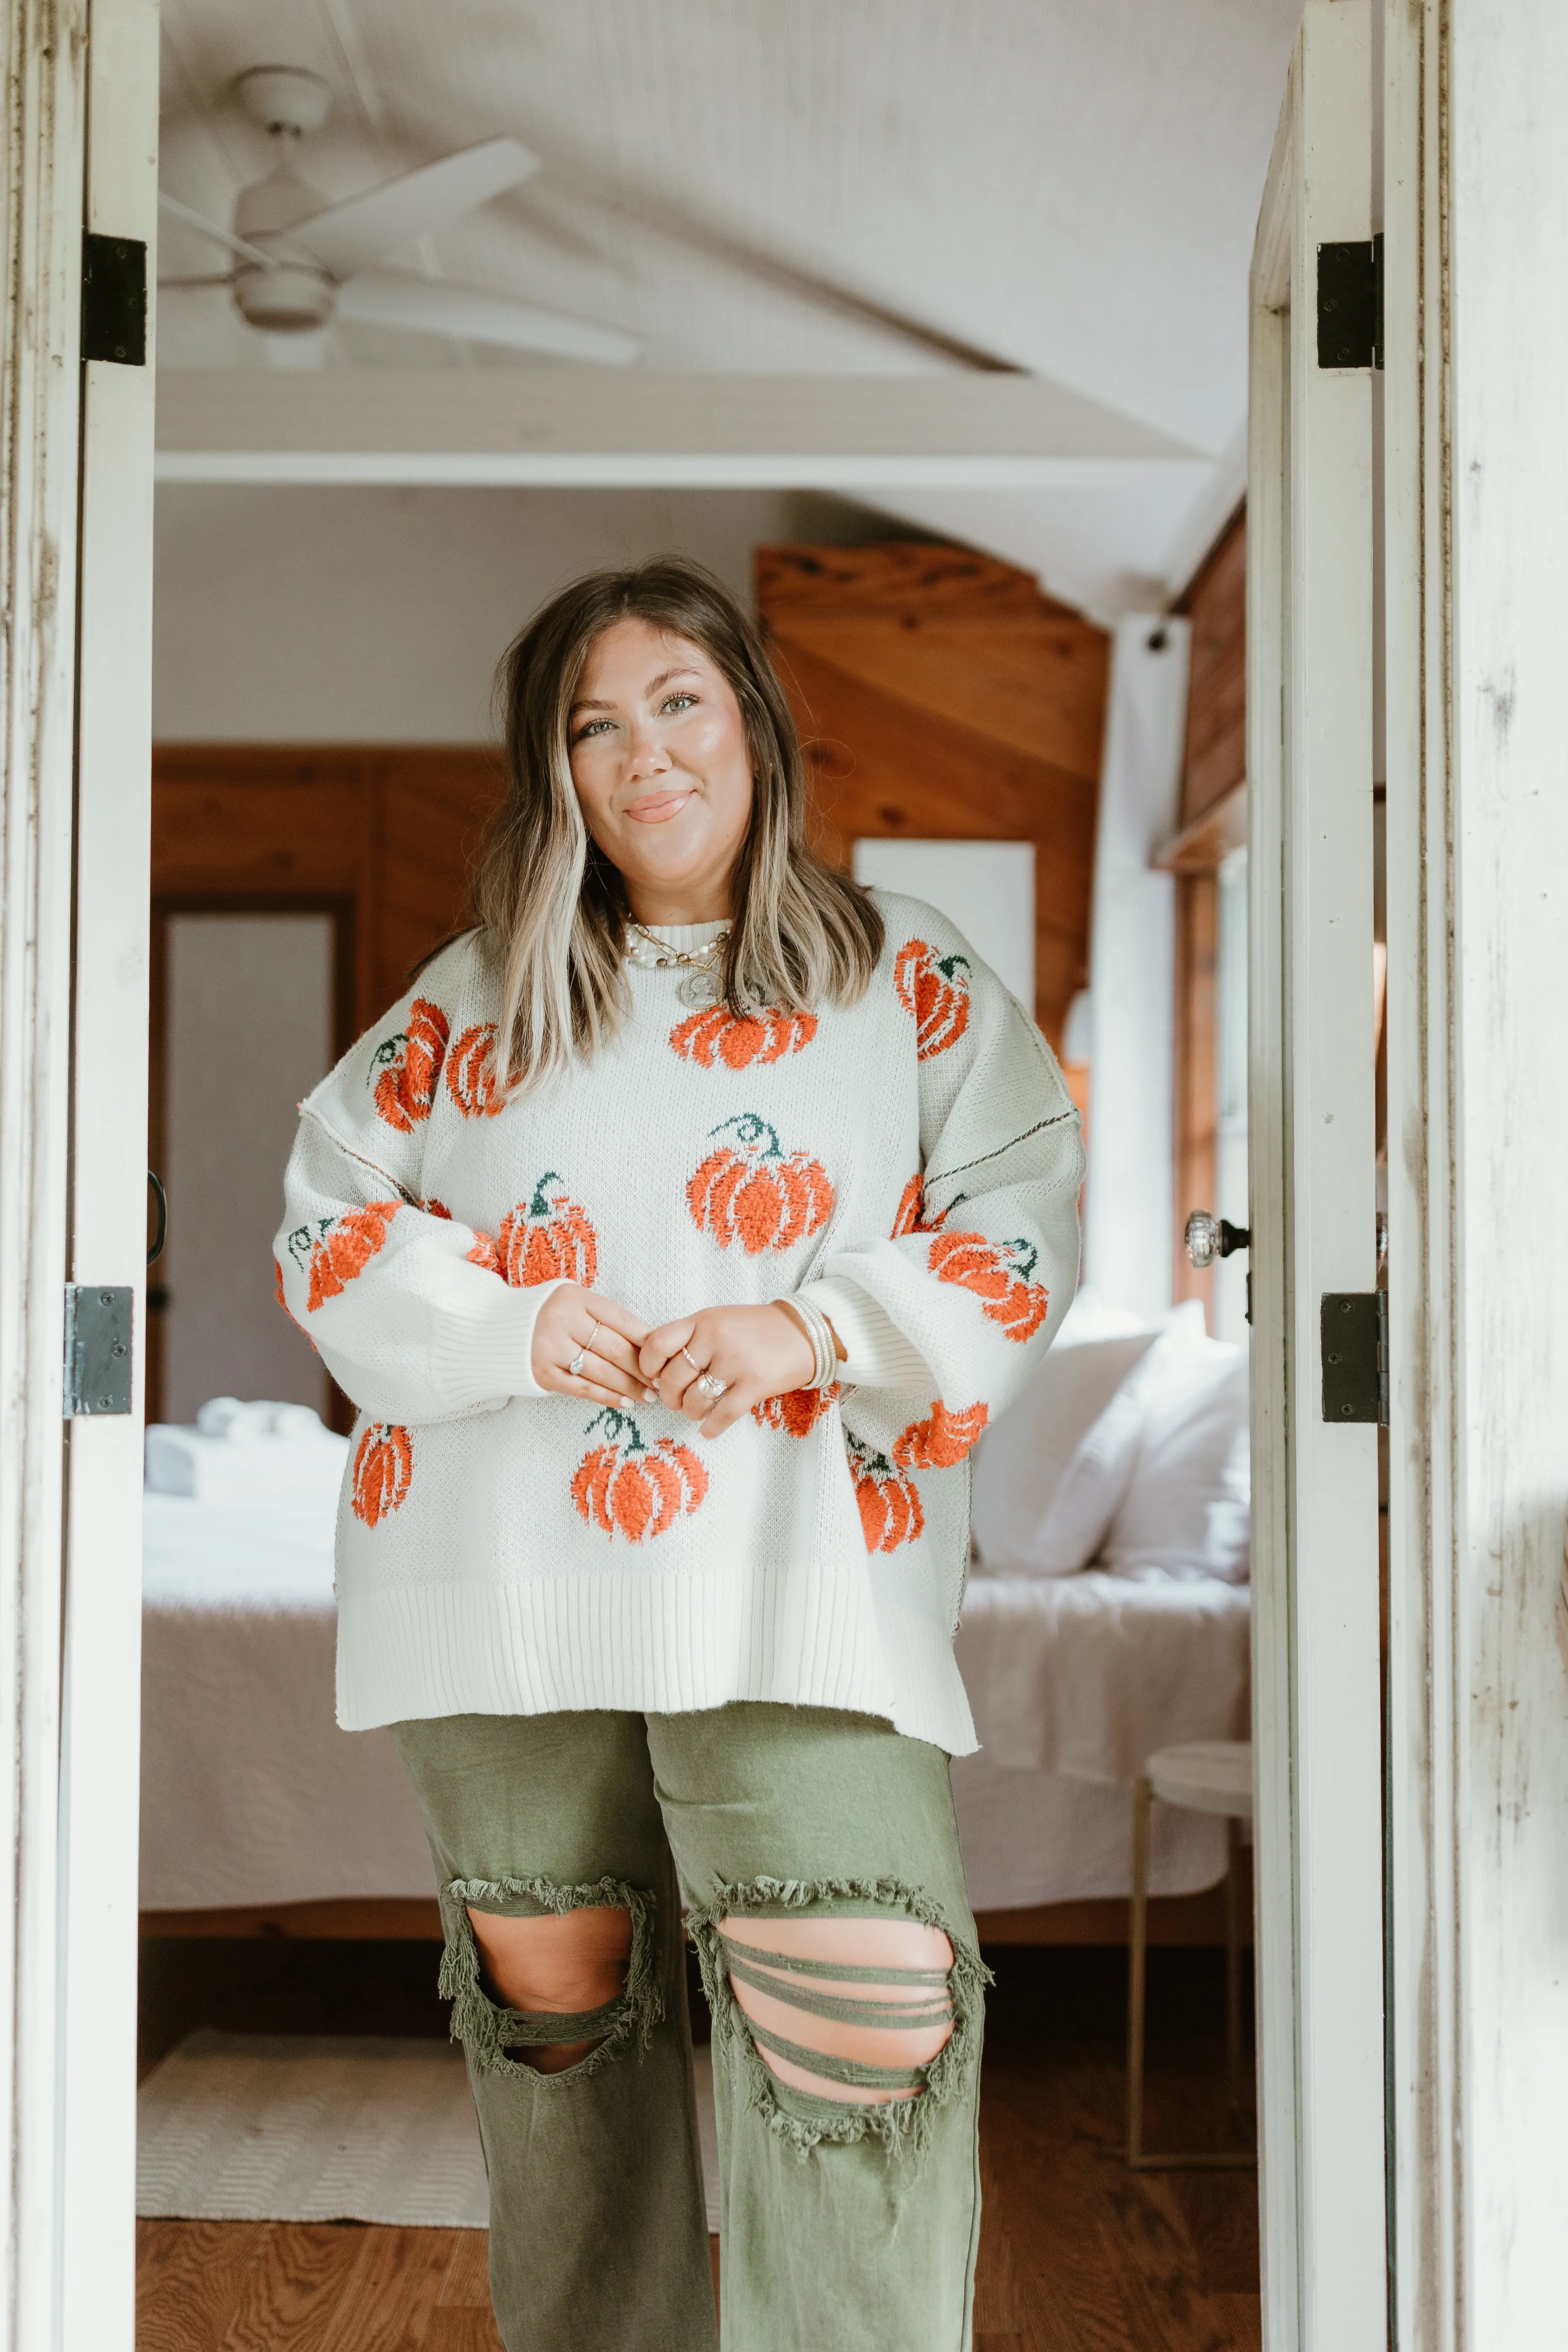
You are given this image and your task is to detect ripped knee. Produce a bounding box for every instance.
[688,1878,988,2155]
[438,1873,661,2081]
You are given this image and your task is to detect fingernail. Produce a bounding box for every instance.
[643,1387,657,1402]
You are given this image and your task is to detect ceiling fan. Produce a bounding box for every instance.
[158,65,640,364]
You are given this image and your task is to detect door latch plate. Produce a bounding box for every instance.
[63,1286,134,1417]
[1320,1291,1388,1426]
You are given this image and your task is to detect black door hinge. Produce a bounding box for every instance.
[1317,232,1383,371]
[1321,1290,1388,1426]
[63,1285,134,1417]
[82,233,147,366]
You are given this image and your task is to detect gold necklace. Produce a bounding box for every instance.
[624,920,732,1009]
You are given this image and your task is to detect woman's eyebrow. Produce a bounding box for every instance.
[644,666,701,696]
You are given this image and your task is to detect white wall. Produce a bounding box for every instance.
[162,913,332,1423]
[152,485,879,741]
[1079,615,1191,1320]
[850,839,1036,1010]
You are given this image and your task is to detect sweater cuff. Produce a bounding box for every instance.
[798,1277,934,1393]
[427,1277,565,1407]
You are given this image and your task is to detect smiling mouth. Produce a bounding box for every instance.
[625,789,695,823]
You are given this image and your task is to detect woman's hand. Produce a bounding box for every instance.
[531,1285,655,1409]
[639,1303,830,1439]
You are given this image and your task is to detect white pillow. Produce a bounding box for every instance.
[1022,1306,1224,1573]
[1100,1352,1251,1583]
[1049,1284,1150,1348]
[970,1330,1158,1577]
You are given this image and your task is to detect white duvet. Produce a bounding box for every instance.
[141,1493,1248,1916]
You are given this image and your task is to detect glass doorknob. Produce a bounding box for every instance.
[1184,1210,1252,1269]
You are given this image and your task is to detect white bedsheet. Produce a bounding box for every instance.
[141,1496,1249,1915]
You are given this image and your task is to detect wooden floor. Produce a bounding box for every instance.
[137,1940,1257,2352]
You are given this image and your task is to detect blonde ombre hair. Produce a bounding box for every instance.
[475,555,883,1092]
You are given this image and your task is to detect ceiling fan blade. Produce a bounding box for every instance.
[287,137,538,280]
[158,191,276,271]
[335,268,639,363]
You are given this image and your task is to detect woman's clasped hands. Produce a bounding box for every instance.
[531,1285,827,1438]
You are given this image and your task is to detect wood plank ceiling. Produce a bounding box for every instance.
[758,543,1109,1049]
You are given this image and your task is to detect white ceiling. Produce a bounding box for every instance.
[157,0,1300,613]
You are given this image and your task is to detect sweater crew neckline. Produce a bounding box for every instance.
[628,918,730,951]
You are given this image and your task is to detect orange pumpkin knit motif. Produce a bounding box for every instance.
[369,997,449,1132]
[892,1398,990,1469]
[571,1409,709,1544]
[846,1432,925,1554]
[446,1022,505,1119]
[352,1422,413,1526]
[289,1201,400,1312]
[669,1004,818,1070]
[687,1113,833,1255]
[498,1173,598,1289]
[423,1197,501,1273]
[892,1172,939,1237]
[753,1383,841,1439]
[927,1229,1049,1342]
[894,938,972,1059]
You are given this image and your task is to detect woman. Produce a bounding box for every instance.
[276,556,1083,2352]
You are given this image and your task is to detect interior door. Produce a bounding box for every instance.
[1247,5,1387,2348]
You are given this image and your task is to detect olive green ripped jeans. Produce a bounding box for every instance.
[390,1701,986,2352]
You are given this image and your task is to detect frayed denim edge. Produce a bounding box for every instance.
[686,1874,991,2161]
[439,1872,663,2084]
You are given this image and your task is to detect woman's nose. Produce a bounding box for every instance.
[625,724,673,779]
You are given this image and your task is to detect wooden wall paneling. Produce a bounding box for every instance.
[1171,873,1219,1312]
[151,747,505,1031]
[376,753,504,1015]
[756,541,1069,619]
[772,638,1094,1046]
[757,546,1109,1053]
[1176,507,1247,828]
[768,614,1109,777]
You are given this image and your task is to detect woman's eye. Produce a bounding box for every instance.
[574,718,613,741]
[661,693,698,715]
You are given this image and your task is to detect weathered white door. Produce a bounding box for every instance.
[1247,4,1387,2348]
[0,3,158,2348]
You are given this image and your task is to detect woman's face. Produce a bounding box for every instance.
[567,618,755,922]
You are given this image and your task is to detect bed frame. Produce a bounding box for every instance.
[139,1867,1252,1949]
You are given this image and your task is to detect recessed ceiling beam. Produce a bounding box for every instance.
[154,368,1215,489]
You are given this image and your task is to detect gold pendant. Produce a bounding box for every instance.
[678,967,722,1010]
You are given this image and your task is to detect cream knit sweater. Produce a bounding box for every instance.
[275,890,1083,1756]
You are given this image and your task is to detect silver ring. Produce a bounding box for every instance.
[680,1344,702,1374]
[567,1319,602,1379]
[695,1371,728,1401]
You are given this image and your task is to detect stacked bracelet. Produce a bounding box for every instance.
[778,1295,841,1391]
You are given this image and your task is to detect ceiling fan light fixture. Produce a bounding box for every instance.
[233,66,333,140]
[232,262,335,335]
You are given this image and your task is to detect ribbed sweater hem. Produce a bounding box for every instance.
[336,1573,978,1757]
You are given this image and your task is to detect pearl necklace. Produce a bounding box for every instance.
[624,920,732,1010]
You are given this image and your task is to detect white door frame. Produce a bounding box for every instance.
[59,6,160,2348]
[0,4,158,2348]
[1248,6,1388,2346]
[0,8,90,2348]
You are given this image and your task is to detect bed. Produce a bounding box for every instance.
[139,1494,1250,1926]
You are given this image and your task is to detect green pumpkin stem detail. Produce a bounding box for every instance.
[528,1170,565,1217]
[584,1406,646,1453]
[707,1112,781,1158]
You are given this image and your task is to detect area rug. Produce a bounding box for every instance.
[138,2030,722,2233]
